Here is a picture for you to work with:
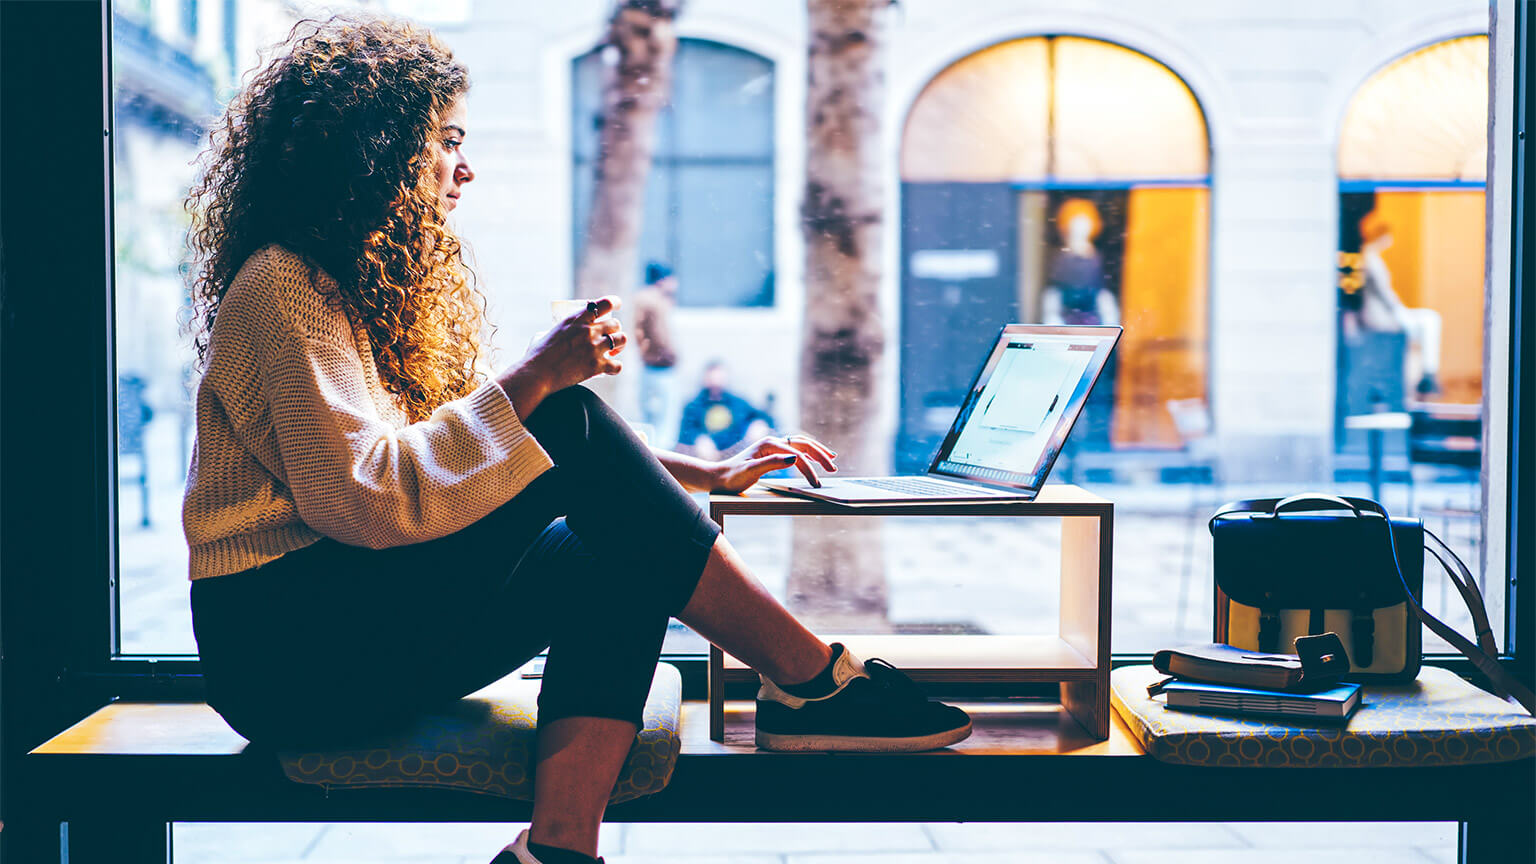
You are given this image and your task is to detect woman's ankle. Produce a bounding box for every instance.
[765,639,835,688]
[527,821,599,860]
[525,839,600,864]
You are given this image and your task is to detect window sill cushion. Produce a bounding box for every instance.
[276,663,681,803]
[1111,664,1536,768]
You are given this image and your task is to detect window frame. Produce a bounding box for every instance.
[3,0,1527,707]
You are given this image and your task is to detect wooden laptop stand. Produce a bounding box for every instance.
[707,484,1113,741]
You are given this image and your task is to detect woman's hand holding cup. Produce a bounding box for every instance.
[497,296,626,418]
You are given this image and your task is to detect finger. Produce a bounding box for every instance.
[786,436,838,471]
[792,454,822,488]
[604,332,628,354]
[791,433,839,460]
[598,355,623,375]
[750,439,822,485]
[750,438,800,460]
[741,452,799,482]
[584,296,617,321]
[595,317,623,335]
[789,442,837,473]
[749,452,799,473]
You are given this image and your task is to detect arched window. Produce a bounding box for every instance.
[1336,35,1487,425]
[897,36,1210,467]
[572,39,775,308]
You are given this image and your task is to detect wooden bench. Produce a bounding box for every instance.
[23,697,1534,863]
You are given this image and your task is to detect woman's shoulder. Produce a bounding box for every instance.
[232,244,338,293]
[227,244,346,335]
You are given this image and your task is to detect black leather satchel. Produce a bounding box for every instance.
[1209,494,1533,713]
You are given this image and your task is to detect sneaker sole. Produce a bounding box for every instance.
[754,722,973,753]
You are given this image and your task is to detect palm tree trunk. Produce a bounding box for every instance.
[790,0,892,631]
[574,0,680,302]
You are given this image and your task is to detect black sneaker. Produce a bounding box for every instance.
[754,644,972,752]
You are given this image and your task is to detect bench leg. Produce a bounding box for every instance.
[63,819,169,864]
[1461,814,1532,864]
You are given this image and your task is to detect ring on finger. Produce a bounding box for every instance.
[605,333,616,351]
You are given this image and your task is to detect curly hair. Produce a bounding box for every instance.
[186,15,489,423]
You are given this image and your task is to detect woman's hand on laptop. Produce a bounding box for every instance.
[709,433,838,493]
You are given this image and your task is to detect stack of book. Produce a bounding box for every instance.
[1153,643,1363,723]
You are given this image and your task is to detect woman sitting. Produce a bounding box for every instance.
[180,16,969,864]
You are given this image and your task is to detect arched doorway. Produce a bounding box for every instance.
[897,36,1211,471]
[1335,34,1487,450]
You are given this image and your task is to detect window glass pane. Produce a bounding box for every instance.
[674,164,774,307]
[114,3,1509,661]
[570,51,604,161]
[571,39,773,306]
[1339,36,1488,181]
[574,159,675,292]
[171,821,1459,861]
[672,41,775,159]
[113,8,219,655]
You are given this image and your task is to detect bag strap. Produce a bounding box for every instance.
[1375,516,1535,715]
[1209,494,1386,533]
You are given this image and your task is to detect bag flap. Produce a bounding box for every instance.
[1211,513,1422,609]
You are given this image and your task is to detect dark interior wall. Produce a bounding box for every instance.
[2,1,115,859]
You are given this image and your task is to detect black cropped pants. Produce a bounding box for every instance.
[190,385,720,749]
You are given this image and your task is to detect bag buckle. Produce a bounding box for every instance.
[1294,632,1351,689]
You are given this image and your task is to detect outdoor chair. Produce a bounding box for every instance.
[1405,405,1483,596]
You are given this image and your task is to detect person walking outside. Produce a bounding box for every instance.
[180,16,970,864]
[632,260,680,444]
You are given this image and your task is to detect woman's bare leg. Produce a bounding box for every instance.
[678,535,832,685]
[528,716,637,856]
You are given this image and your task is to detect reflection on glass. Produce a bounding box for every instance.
[1334,36,1490,648]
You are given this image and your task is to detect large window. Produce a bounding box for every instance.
[0,0,1521,859]
[106,2,1514,664]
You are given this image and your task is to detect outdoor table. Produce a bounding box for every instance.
[1343,411,1412,502]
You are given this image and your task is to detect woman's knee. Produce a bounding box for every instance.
[526,385,602,447]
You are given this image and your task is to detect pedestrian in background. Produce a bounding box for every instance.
[633,261,679,444]
[678,360,776,460]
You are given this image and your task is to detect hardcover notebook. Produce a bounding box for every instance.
[1153,643,1307,691]
[1161,680,1363,722]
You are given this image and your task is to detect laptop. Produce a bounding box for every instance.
[759,324,1121,504]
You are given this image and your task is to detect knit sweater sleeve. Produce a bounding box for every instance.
[255,278,553,550]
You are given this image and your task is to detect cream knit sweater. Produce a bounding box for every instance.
[181,244,554,580]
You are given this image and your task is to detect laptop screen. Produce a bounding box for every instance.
[928,325,1121,491]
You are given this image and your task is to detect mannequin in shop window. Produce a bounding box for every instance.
[1345,210,1443,396]
[1042,198,1118,449]
[1042,198,1121,328]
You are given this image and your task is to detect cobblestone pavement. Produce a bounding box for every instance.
[173,820,1458,863]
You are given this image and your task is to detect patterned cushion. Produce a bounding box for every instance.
[277,663,681,802]
[1112,664,1536,768]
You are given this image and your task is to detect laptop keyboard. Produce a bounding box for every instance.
[848,477,985,497]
